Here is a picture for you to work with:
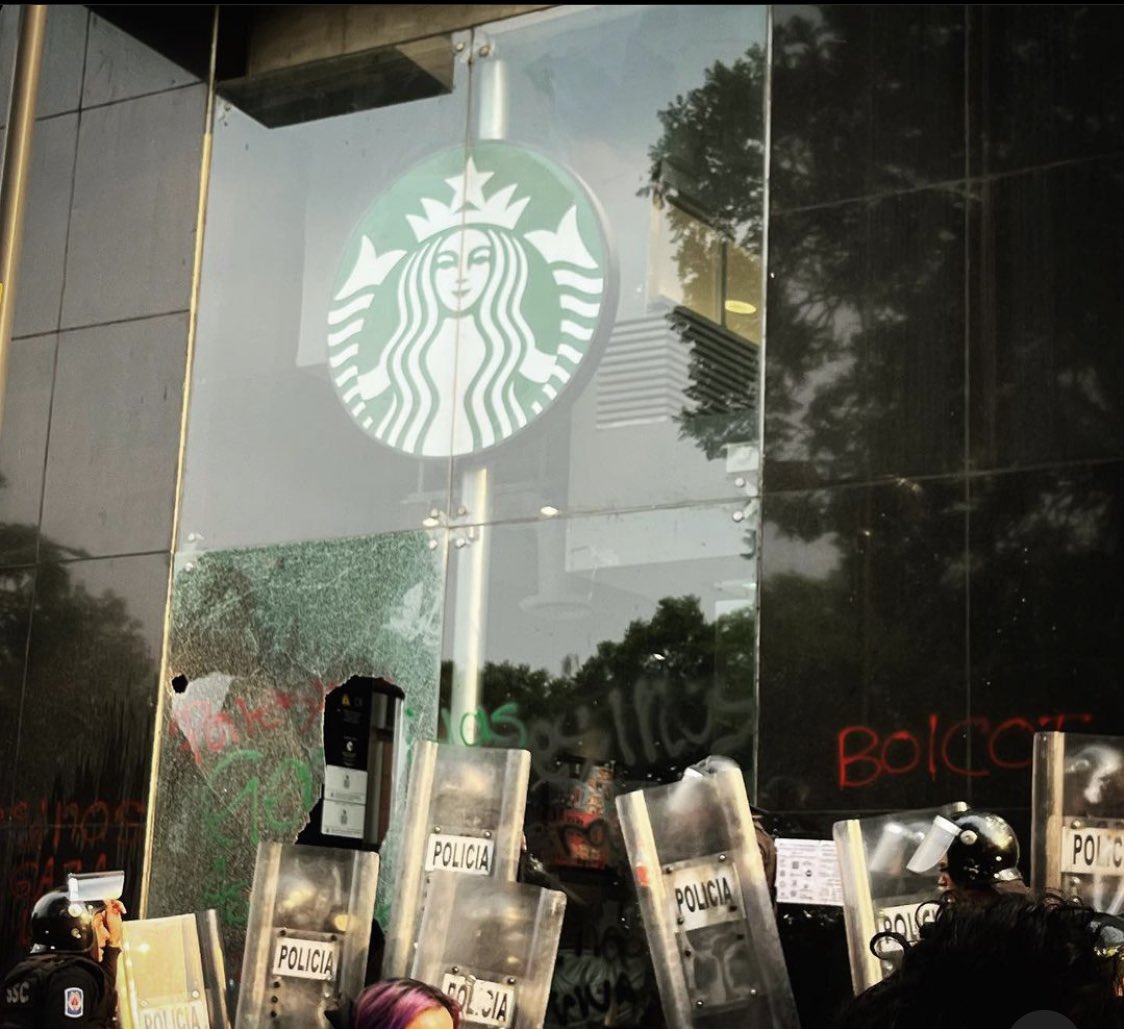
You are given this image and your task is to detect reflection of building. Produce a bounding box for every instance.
[1,5,1123,1028]
[596,310,692,430]
[648,160,763,347]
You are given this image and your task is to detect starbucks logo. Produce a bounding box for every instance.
[328,142,612,457]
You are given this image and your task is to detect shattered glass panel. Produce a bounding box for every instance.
[147,530,445,968]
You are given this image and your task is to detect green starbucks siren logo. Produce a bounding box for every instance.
[328,142,612,457]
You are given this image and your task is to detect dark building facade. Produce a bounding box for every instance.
[0,5,1121,1026]
[0,0,202,985]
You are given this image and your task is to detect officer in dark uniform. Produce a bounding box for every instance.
[1,890,126,1029]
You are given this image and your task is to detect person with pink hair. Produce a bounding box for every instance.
[352,978,461,1029]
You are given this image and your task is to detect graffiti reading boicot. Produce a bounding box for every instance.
[837,711,1094,789]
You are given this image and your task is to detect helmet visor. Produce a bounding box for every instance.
[906,815,961,874]
[66,871,124,903]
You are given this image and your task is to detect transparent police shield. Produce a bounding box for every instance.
[117,911,230,1029]
[411,871,566,1029]
[234,842,379,1029]
[1033,731,1124,914]
[615,766,798,1029]
[382,742,531,977]
[833,802,967,994]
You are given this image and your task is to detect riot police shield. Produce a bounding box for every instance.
[117,911,230,1029]
[234,842,379,1029]
[833,802,967,993]
[382,742,531,977]
[411,871,566,1029]
[615,766,798,1029]
[1033,731,1124,913]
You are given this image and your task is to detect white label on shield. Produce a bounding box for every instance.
[271,937,339,981]
[325,765,368,804]
[669,859,742,931]
[425,833,495,875]
[875,902,937,944]
[1063,825,1124,873]
[442,974,514,1027]
[140,1000,210,1029]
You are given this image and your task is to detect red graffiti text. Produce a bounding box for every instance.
[168,680,332,764]
[837,712,1094,790]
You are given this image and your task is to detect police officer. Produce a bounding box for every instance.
[909,810,1029,903]
[1,890,126,1029]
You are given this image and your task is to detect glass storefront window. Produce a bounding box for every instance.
[162,5,769,1026]
[439,503,758,1026]
[450,4,768,524]
[179,4,767,552]
[178,45,472,550]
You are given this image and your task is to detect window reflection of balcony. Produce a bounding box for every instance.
[669,304,760,418]
[639,168,764,479]
[647,171,763,347]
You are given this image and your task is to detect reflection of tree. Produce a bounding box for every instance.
[643,5,1124,799]
[644,46,766,462]
[641,13,1124,1025]
[0,505,156,975]
[444,596,755,1029]
[568,596,756,759]
[645,50,765,248]
[0,518,155,786]
[643,20,978,787]
[444,594,755,779]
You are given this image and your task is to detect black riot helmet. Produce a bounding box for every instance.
[30,890,101,954]
[908,811,1023,889]
[946,812,1022,887]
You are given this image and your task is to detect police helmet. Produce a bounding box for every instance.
[908,810,1022,888]
[945,812,1022,887]
[30,890,101,954]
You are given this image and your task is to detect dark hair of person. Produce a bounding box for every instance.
[835,895,1124,1029]
[353,978,461,1029]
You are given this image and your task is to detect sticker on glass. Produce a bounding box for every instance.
[325,765,368,804]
